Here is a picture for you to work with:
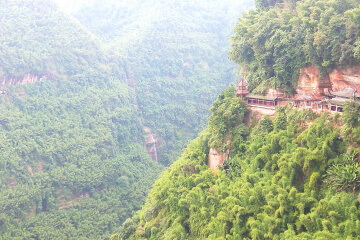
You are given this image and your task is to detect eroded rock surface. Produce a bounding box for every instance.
[144,127,159,162]
[1,74,43,85]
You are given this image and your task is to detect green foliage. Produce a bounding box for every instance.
[116,0,360,238]
[342,101,360,143]
[274,112,287,131]
[325,152,360,192]
[254,116,274,135]
[0,0,120,79]
[208,87,248,149]
[0,0,256,238]
[255,0,293,10]
[230,0,360,93]
[0,1,163,238]
[119,105,360,239]
[75,0,255,165]
[0,76,163,239]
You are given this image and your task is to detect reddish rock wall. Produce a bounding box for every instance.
[267,88,286,98]
[296,65,360,96]
[296,66,331,96]
[208,148,226,172]
[1,74,43,85]
[248,106,276,115]
[329,66,360,92]
[208,141,231,172]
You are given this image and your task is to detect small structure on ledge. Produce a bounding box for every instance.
[236,78,249,98]
[319,87,360,112]
[292,94,325,110]
[246,94,277,109]
[235,79,360,113]
[330,87,360,99]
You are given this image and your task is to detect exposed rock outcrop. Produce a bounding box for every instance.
[296,65,360,96]
[208,140,231,172]
[144,127,159,162]
[296,66,332,96]
[266,88,286,98]
[208,148,226,172]
[247,106,276,116]
[1,74,43,85]
[329,66,360,92]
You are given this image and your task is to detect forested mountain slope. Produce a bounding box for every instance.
[118,88,360,240]
[0,1,162,239]
[0,0,256,239]
[116,0,360,239]
[0,0,120,80]
[230,0,360,94]
[74,0,254,165]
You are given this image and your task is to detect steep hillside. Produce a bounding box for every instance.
[117,88,359,240]
[0,0,122,80]
[0,0,256,238]
[115,0,360,239]
[74,0,255,164]
[0,1,162,239]
[229,0,360,94]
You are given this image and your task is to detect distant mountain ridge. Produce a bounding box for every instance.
[0,1,162,239]
[74,0,255,165]
[0,0,255,239]
[116,0,360,239]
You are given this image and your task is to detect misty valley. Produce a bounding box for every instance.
[0,0,359,240]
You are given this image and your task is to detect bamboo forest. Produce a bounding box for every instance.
[0,0,359,239]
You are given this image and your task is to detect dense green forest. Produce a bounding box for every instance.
[74,0,254,165]
[0,0,121,79]
[115,0,360,239]
[0,77,163,239]
[230,0,360,93]
[117,88,360,239]
[0,0,255,239]
[0,1,163,239]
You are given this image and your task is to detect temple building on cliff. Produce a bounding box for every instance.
[236,79,279,110]
[320,87,360,112]
[236,78,249,98]
[246,94,278,109]
[236,78,360,113]
[211,77,359,172]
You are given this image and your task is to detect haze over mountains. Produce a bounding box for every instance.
[0,0,253,239]
[2,1,358,239]
[116,0,360,239]
[73,0,254,165]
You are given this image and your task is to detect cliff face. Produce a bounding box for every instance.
[213,65,360,170]
[1,74,43,85]
[296,66,332,96]
[144,127,159,162]
[208,148,226,172]
[329,65,360,92]
[208,140,231,172]
[296,65,360,96]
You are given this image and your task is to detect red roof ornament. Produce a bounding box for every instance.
[236,78,249,97]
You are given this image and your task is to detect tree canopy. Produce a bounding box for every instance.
[230,0,360,94]
[0,0,255,238]
[118,91,360,239]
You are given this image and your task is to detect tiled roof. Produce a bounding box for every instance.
[319,98,359,106]
[246,94,277,100]
[237,78,248,87]
[330,87,360,98]
[328,97,348,106]
[292,94,324,101]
